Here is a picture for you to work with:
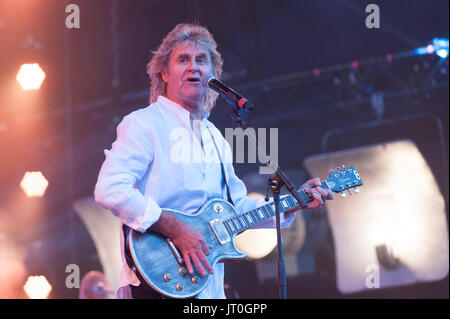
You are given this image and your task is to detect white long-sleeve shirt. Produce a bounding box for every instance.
[94,95,295,299]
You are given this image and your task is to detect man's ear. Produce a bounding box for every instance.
[162,70,168,83]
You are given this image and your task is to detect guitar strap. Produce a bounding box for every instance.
[205,123,235,206]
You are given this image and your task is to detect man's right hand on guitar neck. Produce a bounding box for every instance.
[149,211,214,277]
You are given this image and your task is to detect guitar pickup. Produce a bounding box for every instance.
[209,219,231,245]
[166,238,184,265]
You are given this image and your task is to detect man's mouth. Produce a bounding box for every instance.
[185,77,201,83]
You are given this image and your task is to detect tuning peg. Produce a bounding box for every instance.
[347,189,352,196]
[340,192,347,198]
[354,187,360,193]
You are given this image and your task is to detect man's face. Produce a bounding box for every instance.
[162,42,212,108]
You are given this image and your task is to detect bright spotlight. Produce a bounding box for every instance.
[413,38,449,59]
[304,140,448,294]
[235,228,278,259]
[20,171,49,197]
[16,63,46,91]
[436,49,449,59]
[23,275,52,299]
[433,38,449,59]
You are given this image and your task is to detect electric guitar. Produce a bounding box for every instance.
[125,165,363,298]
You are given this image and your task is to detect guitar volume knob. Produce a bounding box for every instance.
[163,274,171,282]
[191,276,198,284]
[213,203,224,213]
[179,267,187,276]
[176,283,183,291]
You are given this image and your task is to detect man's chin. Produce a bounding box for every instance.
[182,91,205,103]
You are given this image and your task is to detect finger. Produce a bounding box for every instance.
[312,177,321,187]
[182,251,194,275]
[302,178,322,191]
[315,187,329,201]
[196,249,213,275]
[307,177,321,188]
[197,241,213,274]
[304,188,314,199]
[200,240,210,256]
[305,188,323,203]
[326,190,335,200]
[309,189,324,206]
[190,252,207,277]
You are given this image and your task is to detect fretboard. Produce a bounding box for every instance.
[222,181,329,235]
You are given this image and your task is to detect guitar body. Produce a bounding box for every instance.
[127,198,247,298]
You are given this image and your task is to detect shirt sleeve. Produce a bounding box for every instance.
[221,137,296,229]
[94,113,162,233]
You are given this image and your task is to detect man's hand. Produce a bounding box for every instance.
[150,211,213,277]
[171,223,213,277]
[282,177,334,219]
[300,177,334,210]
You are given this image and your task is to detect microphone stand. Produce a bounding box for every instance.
[228,105,304,299]
[268,174,287,299]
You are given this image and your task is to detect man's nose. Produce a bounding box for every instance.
[187,60,199,72]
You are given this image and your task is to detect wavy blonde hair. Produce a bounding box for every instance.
[147,23,223,111]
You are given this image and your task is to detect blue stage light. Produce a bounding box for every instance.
[433,38,449,58]
[412,38,449,58]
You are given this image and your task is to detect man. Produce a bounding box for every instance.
[94,23,333,299]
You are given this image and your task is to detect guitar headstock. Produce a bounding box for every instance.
[325,165,363,198]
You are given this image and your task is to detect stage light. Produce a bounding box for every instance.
[436,49,449,59]
[23,275,52,299]
[304,140,449,293]
[433,38,449,58]
[235,228,278,260]
[0,237,27,298]
[16,63,46,91]
[412,44,434,55]
[412,38,449,58]
[386,54,393,63]
[20,171,49,197]
[313,68,320,78]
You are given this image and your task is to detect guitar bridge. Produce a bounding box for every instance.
[209,219,231,245]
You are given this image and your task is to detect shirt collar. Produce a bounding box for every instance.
[157,95,210,122]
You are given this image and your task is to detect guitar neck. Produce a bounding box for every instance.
[222,181,329,235]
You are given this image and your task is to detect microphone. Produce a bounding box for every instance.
[201,73,254,111]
